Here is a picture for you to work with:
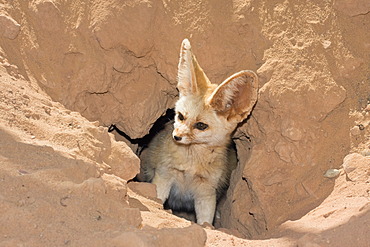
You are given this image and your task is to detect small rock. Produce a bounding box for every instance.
[121,208,142,228]
[350,126,361,136]
[365,104,370,112]
[128,197,149,211]
[324,169,340,178]
[18,170,29,175]
[322,40,331,49]
[201,222,214,230]
[128,182,157,199]
[0,14,21,40]
[342,153,370,181]
[334,0,370,16]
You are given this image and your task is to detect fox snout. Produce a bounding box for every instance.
[172,129,186,142]
[172,126,191,144]
[173,135,182,141]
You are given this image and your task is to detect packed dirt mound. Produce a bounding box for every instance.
[0,0,369,246]
[0,64,207,246]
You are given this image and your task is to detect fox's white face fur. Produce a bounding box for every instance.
[173,94,232,146]
[173,39,258,148]
[139,38,258,225]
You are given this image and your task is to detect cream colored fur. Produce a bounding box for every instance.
[140,39,258,225]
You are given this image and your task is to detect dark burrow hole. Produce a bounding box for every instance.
[109,108,250,228]
[108,108,176,156]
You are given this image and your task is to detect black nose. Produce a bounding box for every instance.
[173,135,182,141]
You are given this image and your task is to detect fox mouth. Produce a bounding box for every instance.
[172,133,201,145]
[172,135,192,145]
[172,135,211,146]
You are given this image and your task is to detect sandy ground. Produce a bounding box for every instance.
[0,0,369,246]
[0,56,369,246]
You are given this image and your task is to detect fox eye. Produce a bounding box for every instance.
[194,122,208,131]
[178,112,185,121]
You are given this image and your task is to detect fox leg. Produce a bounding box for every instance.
[194,188,216,225]
[152,173,173,203]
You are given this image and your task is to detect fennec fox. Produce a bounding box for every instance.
[140,39,258,225]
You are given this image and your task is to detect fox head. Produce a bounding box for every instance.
[172,39,258,147]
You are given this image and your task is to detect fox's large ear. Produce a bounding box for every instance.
[177,39,210,96]
[208,70,258,121]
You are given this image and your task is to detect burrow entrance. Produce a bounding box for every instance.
[109,108,255,234]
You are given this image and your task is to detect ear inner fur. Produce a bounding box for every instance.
[177,39,196,95]
[177,39,211,96]
[208,70,258,120]
[192,55,211,96]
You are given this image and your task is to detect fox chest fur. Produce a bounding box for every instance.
[139,39,258,225]
[140,122,235,211]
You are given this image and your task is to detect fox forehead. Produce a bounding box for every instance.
[175,95,215,121]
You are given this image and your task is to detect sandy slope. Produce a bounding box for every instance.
[0,54,369,247]
[0,0,369,246]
